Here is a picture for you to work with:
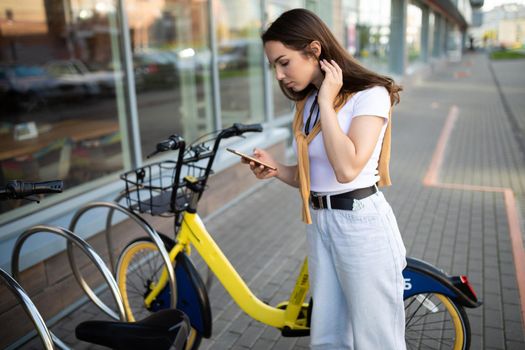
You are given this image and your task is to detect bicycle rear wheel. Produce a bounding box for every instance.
[116,237,202,350]
[404,292,470,350]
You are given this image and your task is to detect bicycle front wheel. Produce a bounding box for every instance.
[404,292,470,350]
[116,237,202,350]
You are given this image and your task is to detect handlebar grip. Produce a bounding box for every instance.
[148,135,185,158]
[32,181,64,194]
[157,135,184,152]
[6,180,63,198]
[233,123,263,134]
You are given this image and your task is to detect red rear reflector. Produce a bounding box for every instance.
[460,275,477,299]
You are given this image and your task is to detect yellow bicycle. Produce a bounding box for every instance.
[115,124,481,350]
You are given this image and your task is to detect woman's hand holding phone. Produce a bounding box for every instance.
[240,148,278,180]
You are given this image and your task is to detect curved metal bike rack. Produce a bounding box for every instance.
[11,225,127,322]
[68,201,177,317]
[0,269,55,350]
[105,190,128,273]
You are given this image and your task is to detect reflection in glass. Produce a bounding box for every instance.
[266,1,302,118]
[0,0,124,214]
[355,0,391,72]
[428,12,435,58]
[125,0,213,154]
[215,1,264,127]
[407,3,423,62]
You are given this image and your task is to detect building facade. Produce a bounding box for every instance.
[0,0,473,347]
[472,2,525,48]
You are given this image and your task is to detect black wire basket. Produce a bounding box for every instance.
[120,161,207,216]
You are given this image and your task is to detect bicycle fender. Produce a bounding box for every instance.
[403,257,482,308]
[175,254,212,338]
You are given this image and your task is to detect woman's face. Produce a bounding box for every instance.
[264,40,323,92]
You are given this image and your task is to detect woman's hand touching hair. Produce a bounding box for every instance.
[318,59,343,108]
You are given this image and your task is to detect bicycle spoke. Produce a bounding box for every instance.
[406,313,450,333]
[406,319,455,328]
[406,310,449,329]
[150,256,166,279]
[405,296,449,329]
[405,334,456,349]
[125,272,143,294]
[146,251,159,278]
[405,340,417,350]
[405,296,419,310]
[126,280,143,295]
[403,293,466,350]
[406,340,435,350]
[130,255,150,292]
[412,339,452,350]
[137,251,152,281]
[407,325,456,332]
[405,293,431,328]
[417,334,455,347]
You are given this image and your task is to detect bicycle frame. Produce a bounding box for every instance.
[145,211,310,331]
[141,213,482,334]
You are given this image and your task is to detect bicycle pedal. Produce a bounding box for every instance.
[281,326,310,337]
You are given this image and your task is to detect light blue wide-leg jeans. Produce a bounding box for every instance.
[306,191,407,350]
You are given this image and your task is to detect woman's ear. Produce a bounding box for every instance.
[309,41,322,59]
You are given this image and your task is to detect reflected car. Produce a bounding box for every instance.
[44,59,121,97]
[133,51,178,90]
[133,48,212,90]
[217,39,259,71]
[0,64,87,114]
[165,48,211,72]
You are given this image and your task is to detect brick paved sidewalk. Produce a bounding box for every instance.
[20,53,525,349]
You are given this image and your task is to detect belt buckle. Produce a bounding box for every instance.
[311,194,323,209]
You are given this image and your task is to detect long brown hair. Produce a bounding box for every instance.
[261,8,402,106]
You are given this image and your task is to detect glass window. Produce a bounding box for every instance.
[407,3,423,62]
[446,25,462,61]
[266,1,303,118]
[355,0,391,73]
[215,1,264,127]
[342,0,360,57]
[428,12,435,56]
[125,0,214,155]
[0,0,125,215]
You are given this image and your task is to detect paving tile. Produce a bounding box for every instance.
[234,324,265,348]
[484,327,506,349]
[507,340,525,350]
[504,319,525,343]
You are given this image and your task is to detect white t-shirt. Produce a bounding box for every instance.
[293,86,391,194]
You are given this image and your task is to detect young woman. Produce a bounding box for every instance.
[243,8,406,350]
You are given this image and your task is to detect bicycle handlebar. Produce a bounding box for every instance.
[147,135,185,158]
[0,180,63,200]
[122,123,263,215]
[218,123,263,139]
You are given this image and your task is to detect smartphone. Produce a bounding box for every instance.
[226,148,277,171]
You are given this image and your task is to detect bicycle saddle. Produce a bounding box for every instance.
[75,309,190,350]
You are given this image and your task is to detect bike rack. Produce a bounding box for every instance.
[11,225,127,325]
[106,190,132,273]
[0,269,55,350]
[68,201,177,315]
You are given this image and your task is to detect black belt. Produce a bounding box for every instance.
[310,186,377,210]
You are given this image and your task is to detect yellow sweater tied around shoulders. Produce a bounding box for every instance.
[293,92,393,224]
